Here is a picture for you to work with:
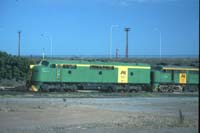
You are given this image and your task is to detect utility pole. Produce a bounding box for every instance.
[18,31,21,57]
[124,28,130,59]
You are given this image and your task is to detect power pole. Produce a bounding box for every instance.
[18,31,21,57]
[124,28,130,59]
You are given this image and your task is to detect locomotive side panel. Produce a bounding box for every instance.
[61,65,118,83]
[128,67,150,84]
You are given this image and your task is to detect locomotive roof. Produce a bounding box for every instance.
[41,59,150,67]
[157,65,199,71]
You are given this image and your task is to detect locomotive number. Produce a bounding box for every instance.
[179,73,186,84]
[118,67,128,83]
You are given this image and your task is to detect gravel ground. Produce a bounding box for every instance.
[0,96,198,133]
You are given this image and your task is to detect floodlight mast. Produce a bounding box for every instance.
[110,25,119,58]
[154,28,162,60]
[41,32,53,58]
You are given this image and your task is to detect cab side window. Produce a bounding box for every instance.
[41,61,49,66]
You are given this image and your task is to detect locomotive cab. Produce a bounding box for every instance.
[28,60,50,91]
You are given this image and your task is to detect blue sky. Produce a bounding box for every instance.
[0,0,199,57]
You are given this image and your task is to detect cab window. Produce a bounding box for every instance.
[41,61,49,66]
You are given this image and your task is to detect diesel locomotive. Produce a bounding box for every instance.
[27,59,199,92]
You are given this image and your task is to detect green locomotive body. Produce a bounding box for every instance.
[152,66,199,92]
[29,60,151,92]
[28,59,199,92]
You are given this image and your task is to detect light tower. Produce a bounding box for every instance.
[110,25,119,58]
[154,28,162,60]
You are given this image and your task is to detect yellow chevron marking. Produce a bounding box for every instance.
[76,64,90,67]
[31,85,38,92]
[30,65,35,69]
[56,64,63,67]
[116,66,150,69]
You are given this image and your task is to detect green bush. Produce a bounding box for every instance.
[0,51,35,84]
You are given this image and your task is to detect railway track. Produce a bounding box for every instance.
[0,89,198,98]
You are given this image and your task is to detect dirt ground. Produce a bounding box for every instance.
[0,97,198,133]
